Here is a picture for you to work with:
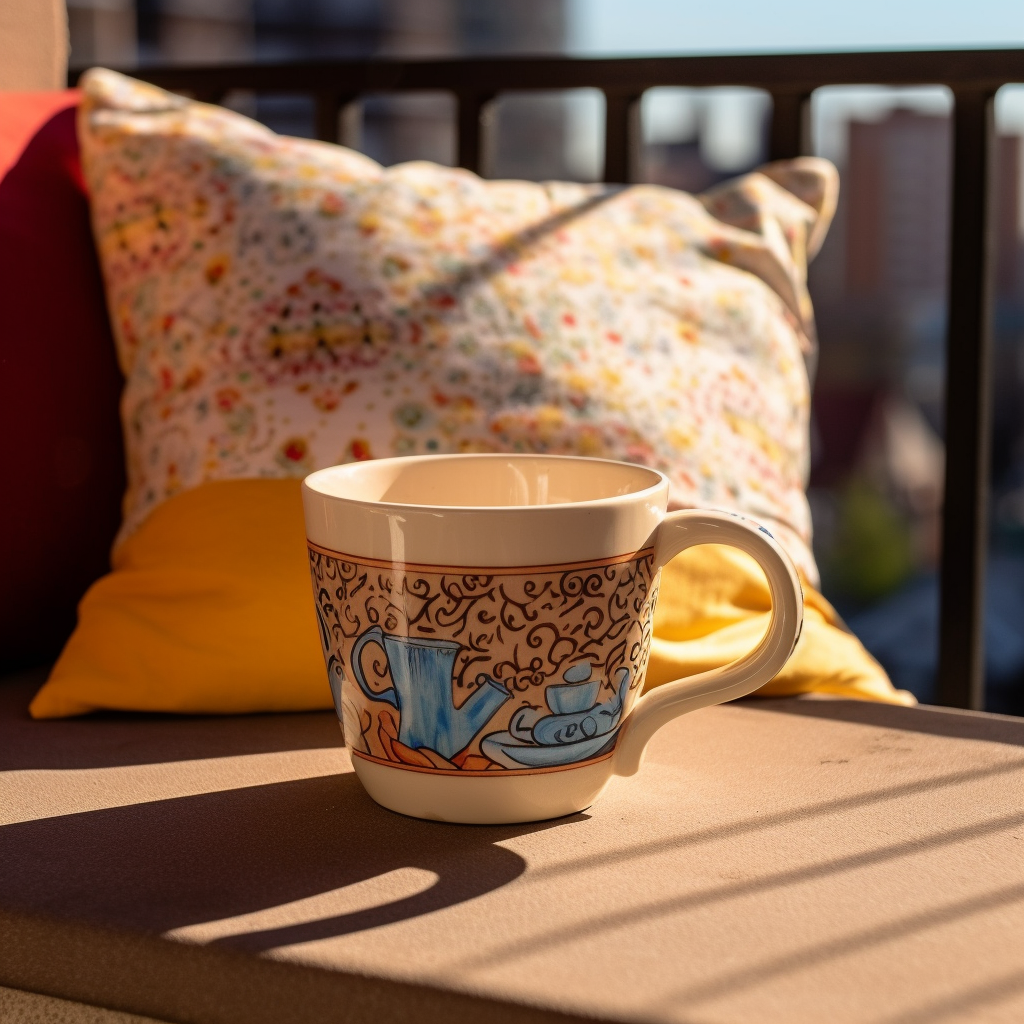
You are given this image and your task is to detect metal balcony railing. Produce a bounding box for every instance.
[72,49,1024,710]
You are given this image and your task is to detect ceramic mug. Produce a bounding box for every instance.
[303,453,802,824]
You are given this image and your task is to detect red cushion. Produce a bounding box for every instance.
[0,92,125,668]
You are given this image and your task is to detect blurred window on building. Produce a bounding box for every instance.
[361,93,455,168]
[639,87,770,193]
[162,0,253,62]
[485,89,602,183]
[68,0,138,66]
[253,0,381,61]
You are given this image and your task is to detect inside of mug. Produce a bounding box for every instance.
[308,455,664,508]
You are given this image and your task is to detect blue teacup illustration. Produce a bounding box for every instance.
[545,661,602,714]
[350,625,512,761]
[482,662,632,769]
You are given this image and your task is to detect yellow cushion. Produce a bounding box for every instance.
[649,544,915,705]
[30,480,326,717]
[30,479,914,719]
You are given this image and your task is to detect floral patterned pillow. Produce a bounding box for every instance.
[79,69,837,582]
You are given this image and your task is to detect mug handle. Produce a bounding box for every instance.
[612,510,803,777]
[350,625,400,709]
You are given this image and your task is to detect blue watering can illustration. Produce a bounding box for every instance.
[349,625,512,760]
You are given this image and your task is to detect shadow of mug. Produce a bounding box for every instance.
[0,769,582,953]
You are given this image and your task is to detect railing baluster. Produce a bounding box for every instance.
[768,91,810,160]
[339,99,362,151]
[315,91,350,144]
[937,90,996,711]
[456,92,493,175]
[603,91,640,184]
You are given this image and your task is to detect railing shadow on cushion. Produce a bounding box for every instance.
[71,49,1024,711]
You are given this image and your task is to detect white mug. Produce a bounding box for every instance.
[303,453,802,824]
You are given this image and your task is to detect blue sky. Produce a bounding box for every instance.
[569,0,1024,55]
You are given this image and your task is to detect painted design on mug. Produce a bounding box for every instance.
[308,545,658,774]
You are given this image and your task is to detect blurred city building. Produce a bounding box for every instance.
[640,87,771,192]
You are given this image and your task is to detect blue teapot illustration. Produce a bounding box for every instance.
[349,625,512,760]
[481,662,632,769]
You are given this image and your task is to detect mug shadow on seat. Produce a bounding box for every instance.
[0,769,578,953]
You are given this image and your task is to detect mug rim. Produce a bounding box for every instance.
[303,453,668,514]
